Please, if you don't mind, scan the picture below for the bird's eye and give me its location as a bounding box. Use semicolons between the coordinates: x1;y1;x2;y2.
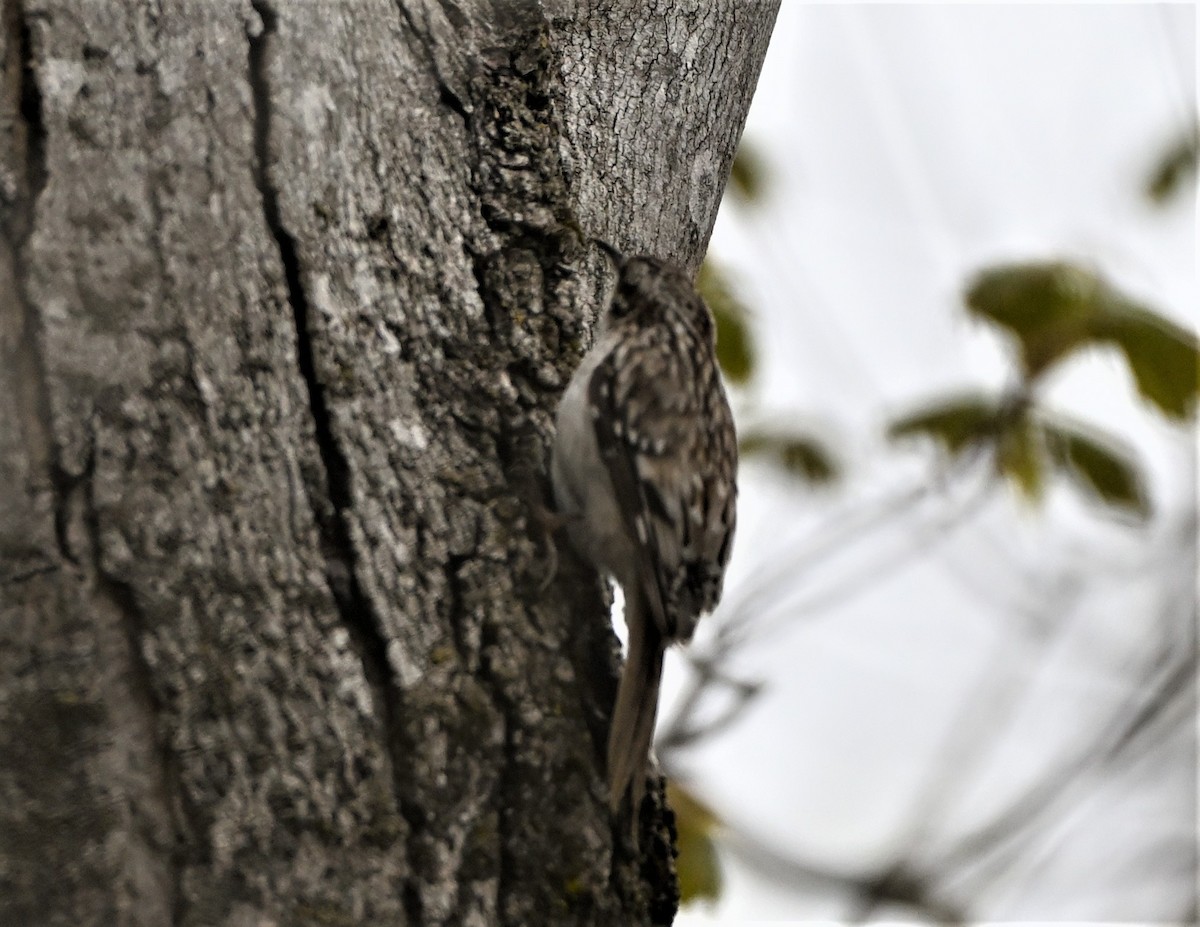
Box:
610;281;639;317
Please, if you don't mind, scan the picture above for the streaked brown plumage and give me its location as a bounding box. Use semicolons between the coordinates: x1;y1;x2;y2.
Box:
552;249;738;819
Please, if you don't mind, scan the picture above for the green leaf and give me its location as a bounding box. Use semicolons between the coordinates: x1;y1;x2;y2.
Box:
740;431;838;483
1096;303;1199;421
713;305;754;385
697;260;755;385
964;262;1102;379
890;393;1053;503
727;143;768;203
1043;416;1149;519
965;262;1200;415
1145;125;1198;205
997;417;1046;503
668;781;723;906
888;394;1004;456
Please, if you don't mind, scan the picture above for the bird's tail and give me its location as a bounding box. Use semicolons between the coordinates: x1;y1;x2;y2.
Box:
607;593;665;815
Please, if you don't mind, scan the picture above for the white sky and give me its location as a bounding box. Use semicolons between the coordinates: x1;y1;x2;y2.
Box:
673;5;1197;922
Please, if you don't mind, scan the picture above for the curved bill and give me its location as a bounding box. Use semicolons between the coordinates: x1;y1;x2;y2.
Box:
593;238;624;267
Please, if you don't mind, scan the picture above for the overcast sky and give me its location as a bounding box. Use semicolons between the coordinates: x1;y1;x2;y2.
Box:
673;5;1196;922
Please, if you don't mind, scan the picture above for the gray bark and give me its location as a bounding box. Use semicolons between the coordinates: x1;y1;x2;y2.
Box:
0;1;777;924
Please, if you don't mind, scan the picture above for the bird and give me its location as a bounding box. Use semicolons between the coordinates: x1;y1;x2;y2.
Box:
551;241;738;819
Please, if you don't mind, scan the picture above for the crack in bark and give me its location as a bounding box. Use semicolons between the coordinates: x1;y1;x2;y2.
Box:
246;6;418;920
3;0;55;490
5;2;89;587
0;562;58;585
393;1;470;127
49;463;86;564
15;3;47;228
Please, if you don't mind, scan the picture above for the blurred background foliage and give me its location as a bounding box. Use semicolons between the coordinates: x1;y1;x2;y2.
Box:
1145;122;1199;205
671;113;1198;909
698;166;843;492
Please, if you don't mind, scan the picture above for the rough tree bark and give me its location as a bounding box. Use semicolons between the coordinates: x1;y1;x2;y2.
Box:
0;1;777;924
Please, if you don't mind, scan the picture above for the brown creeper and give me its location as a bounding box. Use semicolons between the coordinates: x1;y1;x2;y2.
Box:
552;245;738;815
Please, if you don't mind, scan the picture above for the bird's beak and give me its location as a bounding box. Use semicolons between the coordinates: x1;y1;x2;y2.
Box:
593;238;624;268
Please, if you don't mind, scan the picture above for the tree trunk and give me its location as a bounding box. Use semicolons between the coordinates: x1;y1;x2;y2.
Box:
0;1;777;924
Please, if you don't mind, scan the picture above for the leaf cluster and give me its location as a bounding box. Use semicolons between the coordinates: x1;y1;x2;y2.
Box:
966;261;1199;419
892;261;1196;519
891;395;1149;517
1145;124;1198;205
